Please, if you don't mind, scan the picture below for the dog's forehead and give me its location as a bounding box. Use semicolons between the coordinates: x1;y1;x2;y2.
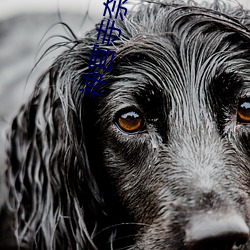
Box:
106;6;250;103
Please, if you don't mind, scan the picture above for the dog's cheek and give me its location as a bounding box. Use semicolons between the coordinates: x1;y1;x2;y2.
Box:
235;128;250;159
101;136;161;223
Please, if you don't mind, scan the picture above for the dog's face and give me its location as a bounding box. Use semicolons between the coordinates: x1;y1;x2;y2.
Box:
4;1;250;250
84;4;250;249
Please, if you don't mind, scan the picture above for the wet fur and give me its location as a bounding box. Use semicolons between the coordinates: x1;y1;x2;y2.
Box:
2;0;250;249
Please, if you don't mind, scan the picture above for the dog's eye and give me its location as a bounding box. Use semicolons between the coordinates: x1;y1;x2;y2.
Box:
116;110;144;133
237;99;250;123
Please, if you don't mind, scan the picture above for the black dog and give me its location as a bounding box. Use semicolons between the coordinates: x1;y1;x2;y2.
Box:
2;0;250;249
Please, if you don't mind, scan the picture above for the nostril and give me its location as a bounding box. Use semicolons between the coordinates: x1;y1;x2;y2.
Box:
235;236;248;248
186;233;248;250
185;213;249;250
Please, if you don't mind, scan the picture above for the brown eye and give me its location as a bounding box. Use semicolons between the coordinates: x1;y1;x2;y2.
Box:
237;99;250;123
116;110;144;133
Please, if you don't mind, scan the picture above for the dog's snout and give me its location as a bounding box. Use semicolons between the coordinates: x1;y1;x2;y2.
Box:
185;213;249;250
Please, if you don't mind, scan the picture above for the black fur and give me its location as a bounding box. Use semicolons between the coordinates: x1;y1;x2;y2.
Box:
2;0;250;249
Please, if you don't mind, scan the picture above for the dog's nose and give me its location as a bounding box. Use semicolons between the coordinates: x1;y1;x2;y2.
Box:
185;213;249;250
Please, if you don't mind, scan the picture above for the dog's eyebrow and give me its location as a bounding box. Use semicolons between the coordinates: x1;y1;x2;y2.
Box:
211;71;243;92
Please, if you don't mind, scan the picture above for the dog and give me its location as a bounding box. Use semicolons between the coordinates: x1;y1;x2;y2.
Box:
1;0;250;249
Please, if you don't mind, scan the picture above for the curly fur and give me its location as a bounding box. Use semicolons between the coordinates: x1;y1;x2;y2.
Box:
2;0;250;249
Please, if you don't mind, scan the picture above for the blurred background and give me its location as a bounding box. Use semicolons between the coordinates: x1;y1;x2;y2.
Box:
0;0;104;173
0;0;250;175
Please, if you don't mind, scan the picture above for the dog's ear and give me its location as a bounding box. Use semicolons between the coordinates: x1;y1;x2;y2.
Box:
2;37;106;249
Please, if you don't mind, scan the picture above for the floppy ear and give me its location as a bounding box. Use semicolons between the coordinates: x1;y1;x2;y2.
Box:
2;35;107;249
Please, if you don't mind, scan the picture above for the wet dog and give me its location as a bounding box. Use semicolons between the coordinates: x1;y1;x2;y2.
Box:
1;0;250;249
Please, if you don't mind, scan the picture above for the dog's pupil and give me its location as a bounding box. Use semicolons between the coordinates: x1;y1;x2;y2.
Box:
121;111;139;120
240;101;250;110
237;100;250;122
118;111;142;132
